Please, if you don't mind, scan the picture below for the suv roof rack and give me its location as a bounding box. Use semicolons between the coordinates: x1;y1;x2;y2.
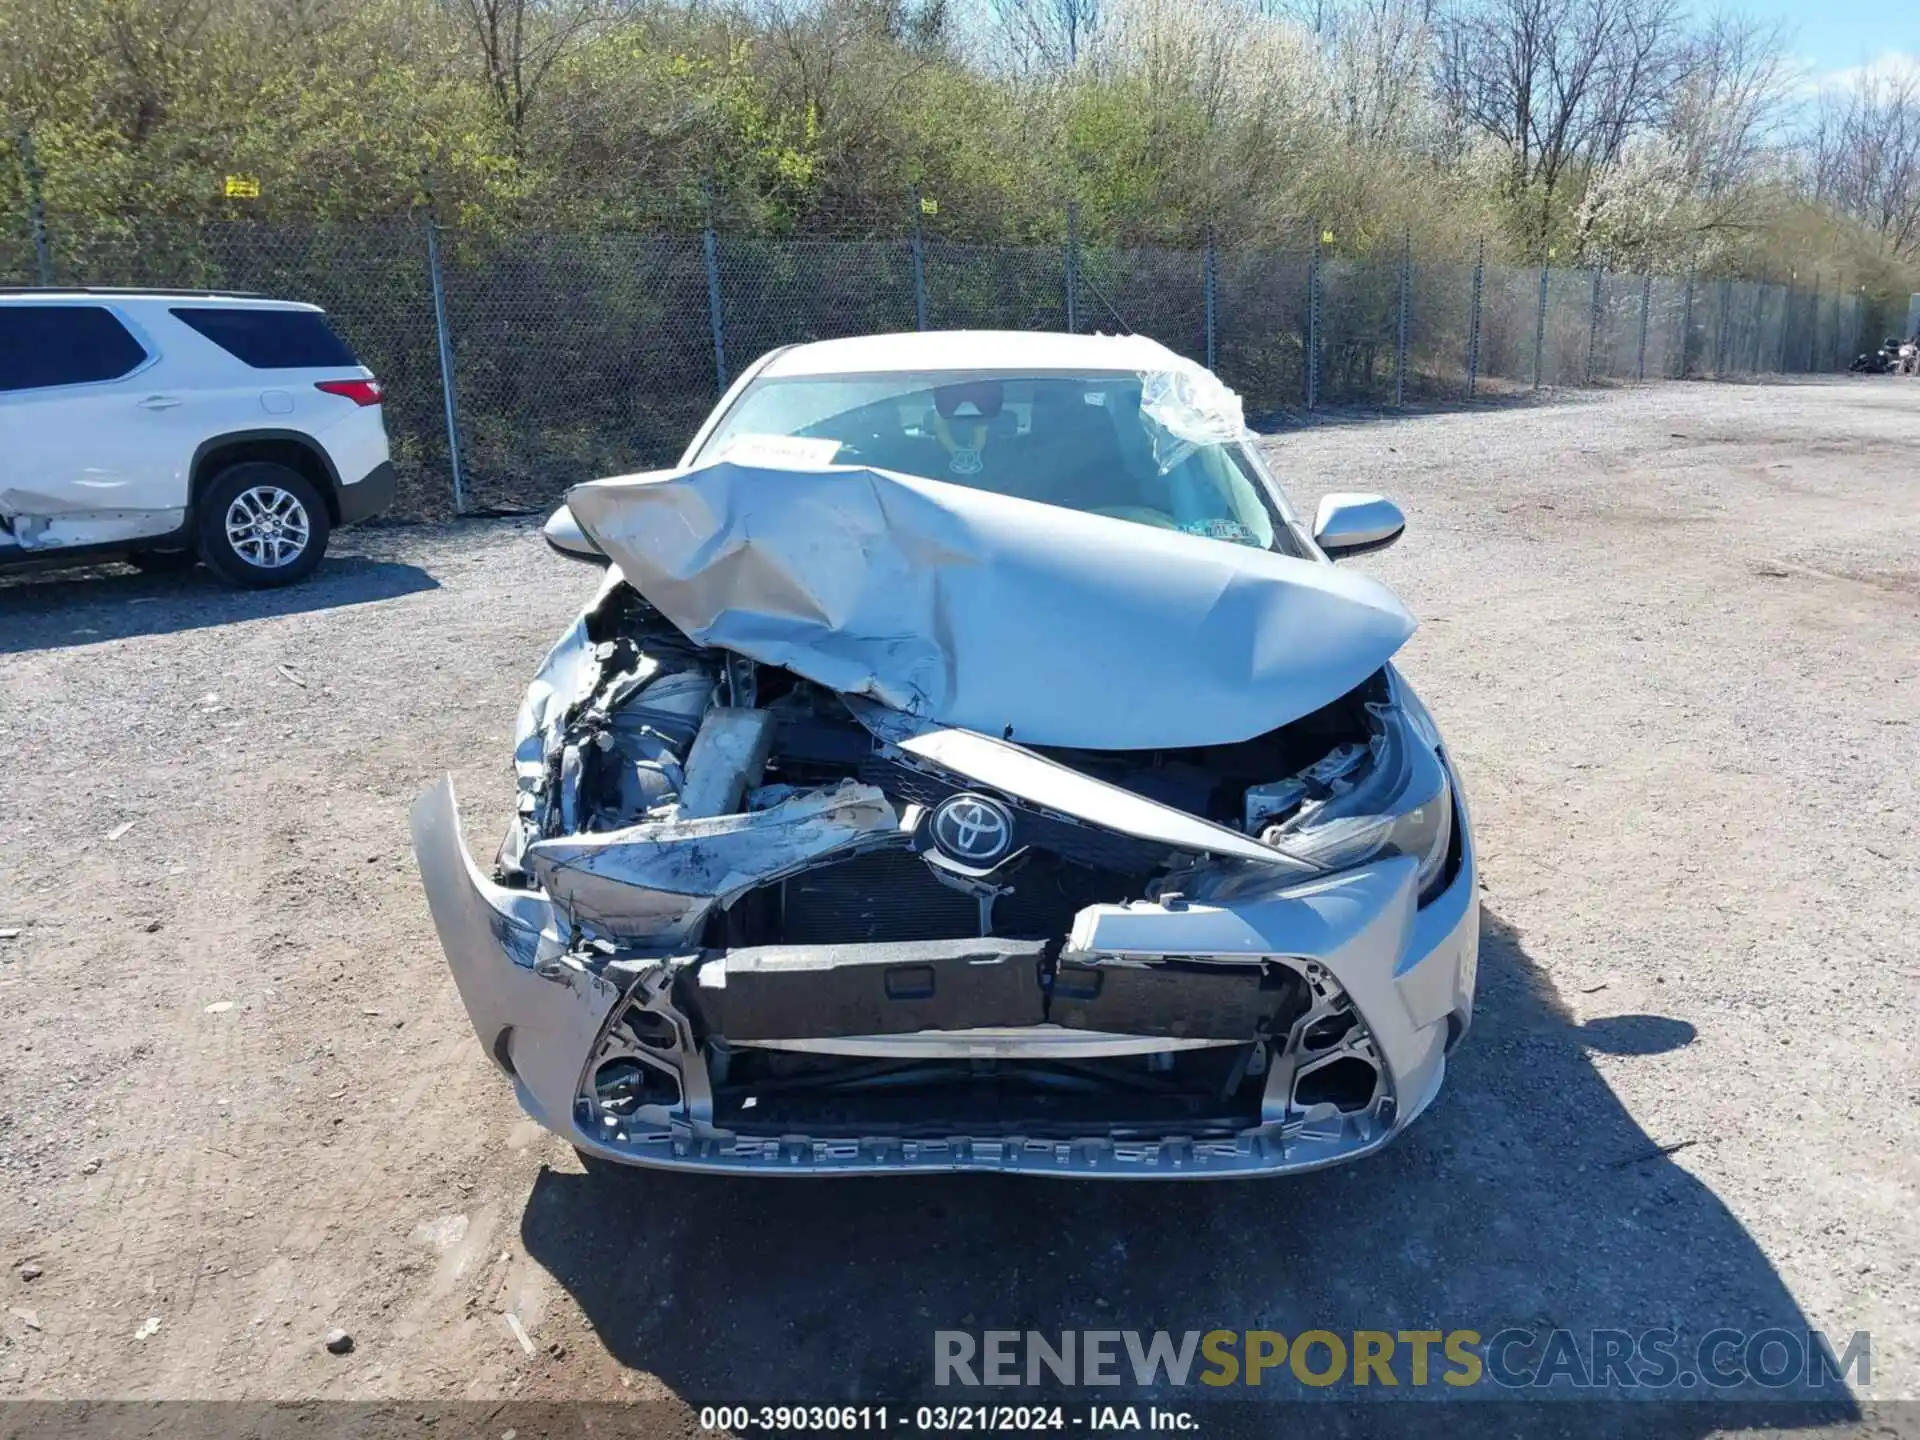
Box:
0;286;270;299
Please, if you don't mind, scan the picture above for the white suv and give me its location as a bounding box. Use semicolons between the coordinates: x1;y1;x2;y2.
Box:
0;289;395;587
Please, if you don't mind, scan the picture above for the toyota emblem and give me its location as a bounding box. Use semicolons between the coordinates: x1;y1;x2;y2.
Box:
929;793;1015;865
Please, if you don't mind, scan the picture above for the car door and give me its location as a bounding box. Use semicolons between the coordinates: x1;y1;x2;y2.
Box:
0;302;195;548
163;303;382;480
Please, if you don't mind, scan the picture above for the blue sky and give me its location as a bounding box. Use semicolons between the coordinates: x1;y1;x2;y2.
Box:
1731;0;1916;81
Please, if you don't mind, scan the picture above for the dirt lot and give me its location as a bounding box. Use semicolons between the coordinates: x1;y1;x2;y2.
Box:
1;378;1916;1420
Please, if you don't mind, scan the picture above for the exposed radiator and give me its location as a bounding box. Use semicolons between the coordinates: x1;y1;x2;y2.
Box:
779;849;1137;946
781;850;978;944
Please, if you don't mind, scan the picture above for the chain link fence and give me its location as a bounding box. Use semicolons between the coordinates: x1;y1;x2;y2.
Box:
4;216;1864;517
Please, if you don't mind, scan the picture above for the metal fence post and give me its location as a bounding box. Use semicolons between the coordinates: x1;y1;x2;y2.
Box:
1720;278;1735;374
1636;272;1652;382
14;126;53;286
1305;227;1321;409
1393;226;1411;407
1743;278;1758;372
1533;258;1550;389
423;219;467;514
1777;280;1791;373
1064;201;1080;334
910;188;929;332
1466;237;1485;399
1203;226;1218;372
1745;278;1757;373
1806;274;1820;372
1585;263;1603;384
1679;267;1695;378
703;224;728;392
1746;279;1757;372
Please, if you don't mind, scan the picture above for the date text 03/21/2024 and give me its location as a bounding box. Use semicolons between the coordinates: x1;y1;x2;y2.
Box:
698;1406;1196;1432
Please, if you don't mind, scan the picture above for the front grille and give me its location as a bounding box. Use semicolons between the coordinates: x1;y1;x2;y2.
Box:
779;848;1139;946
858;755;1177;874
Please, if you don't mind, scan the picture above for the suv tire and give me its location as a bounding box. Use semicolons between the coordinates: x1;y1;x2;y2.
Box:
195;462;331;588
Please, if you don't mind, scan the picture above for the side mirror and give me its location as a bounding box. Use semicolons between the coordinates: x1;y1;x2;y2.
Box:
1313;492;1405;560
543;504;608;564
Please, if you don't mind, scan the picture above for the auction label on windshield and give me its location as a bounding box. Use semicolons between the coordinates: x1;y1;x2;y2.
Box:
713;434;844;468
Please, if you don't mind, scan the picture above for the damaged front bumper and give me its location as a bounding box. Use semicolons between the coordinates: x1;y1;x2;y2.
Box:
411;770;1477;1179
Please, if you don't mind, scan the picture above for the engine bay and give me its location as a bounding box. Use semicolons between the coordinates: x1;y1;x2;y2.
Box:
496;580;1388;958
483;579;1415;1146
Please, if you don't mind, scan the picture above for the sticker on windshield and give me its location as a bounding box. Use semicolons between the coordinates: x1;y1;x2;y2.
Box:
1179;518;1262;546
714;434;843;468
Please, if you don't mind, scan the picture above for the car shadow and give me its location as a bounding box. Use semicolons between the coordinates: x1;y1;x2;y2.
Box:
0;552;439;654
519;908;1858;1425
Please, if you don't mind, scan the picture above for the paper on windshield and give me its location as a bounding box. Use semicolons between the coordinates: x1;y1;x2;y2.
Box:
713;434;844;468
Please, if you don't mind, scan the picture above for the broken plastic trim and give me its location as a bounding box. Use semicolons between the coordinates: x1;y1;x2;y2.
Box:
573;943;1398;1164
1256;686;1452;900
847;696;1312;872
526;779;903;944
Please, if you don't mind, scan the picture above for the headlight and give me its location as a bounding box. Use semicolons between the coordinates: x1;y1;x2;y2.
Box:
1262;694;1453;901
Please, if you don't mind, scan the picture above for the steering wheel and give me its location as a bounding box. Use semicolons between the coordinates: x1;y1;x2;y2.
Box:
1091;505;1181;529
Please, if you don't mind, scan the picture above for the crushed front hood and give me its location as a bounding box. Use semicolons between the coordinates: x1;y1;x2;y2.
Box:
565;460;1416;751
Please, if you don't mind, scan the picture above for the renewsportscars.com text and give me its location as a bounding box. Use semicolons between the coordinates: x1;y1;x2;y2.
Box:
934;1328;1869;1391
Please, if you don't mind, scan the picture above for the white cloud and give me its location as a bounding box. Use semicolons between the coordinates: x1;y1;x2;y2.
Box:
1813;50;1920;93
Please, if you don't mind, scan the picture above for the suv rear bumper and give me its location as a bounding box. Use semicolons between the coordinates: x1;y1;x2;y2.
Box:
337;460;395;525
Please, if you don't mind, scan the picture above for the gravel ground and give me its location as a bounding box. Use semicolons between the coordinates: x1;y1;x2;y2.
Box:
0;378;1915;1425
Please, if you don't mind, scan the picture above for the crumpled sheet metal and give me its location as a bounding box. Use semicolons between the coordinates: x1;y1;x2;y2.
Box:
846;697;1300;869
525;780;900;942
565;460;1417;751
497;611;601;875
0;487;187;552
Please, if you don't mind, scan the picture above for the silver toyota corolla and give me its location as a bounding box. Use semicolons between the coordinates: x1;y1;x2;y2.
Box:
412;330;1477;1177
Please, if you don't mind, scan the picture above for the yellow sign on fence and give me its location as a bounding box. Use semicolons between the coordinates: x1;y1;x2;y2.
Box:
224;175;261;199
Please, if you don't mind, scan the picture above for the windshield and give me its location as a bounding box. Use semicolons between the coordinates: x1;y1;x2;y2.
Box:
692;370;1292;554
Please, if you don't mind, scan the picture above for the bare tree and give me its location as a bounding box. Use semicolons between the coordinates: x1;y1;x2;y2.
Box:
1327;0;1436;147
1565;9;1792;264
455;0;636;134
987;0;1103;71
1434;0;1686;239
1667;10;1792;199
1257;0;1346;38
1809;68;1920;258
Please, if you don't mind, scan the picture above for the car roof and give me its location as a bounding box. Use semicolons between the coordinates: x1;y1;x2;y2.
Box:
757;330;1191;378
0;289;322;312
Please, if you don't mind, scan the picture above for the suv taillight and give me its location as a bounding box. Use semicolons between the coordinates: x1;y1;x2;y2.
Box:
315;379;383;407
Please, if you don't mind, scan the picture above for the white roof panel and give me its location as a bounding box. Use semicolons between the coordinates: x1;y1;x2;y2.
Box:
758;330;1190;378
